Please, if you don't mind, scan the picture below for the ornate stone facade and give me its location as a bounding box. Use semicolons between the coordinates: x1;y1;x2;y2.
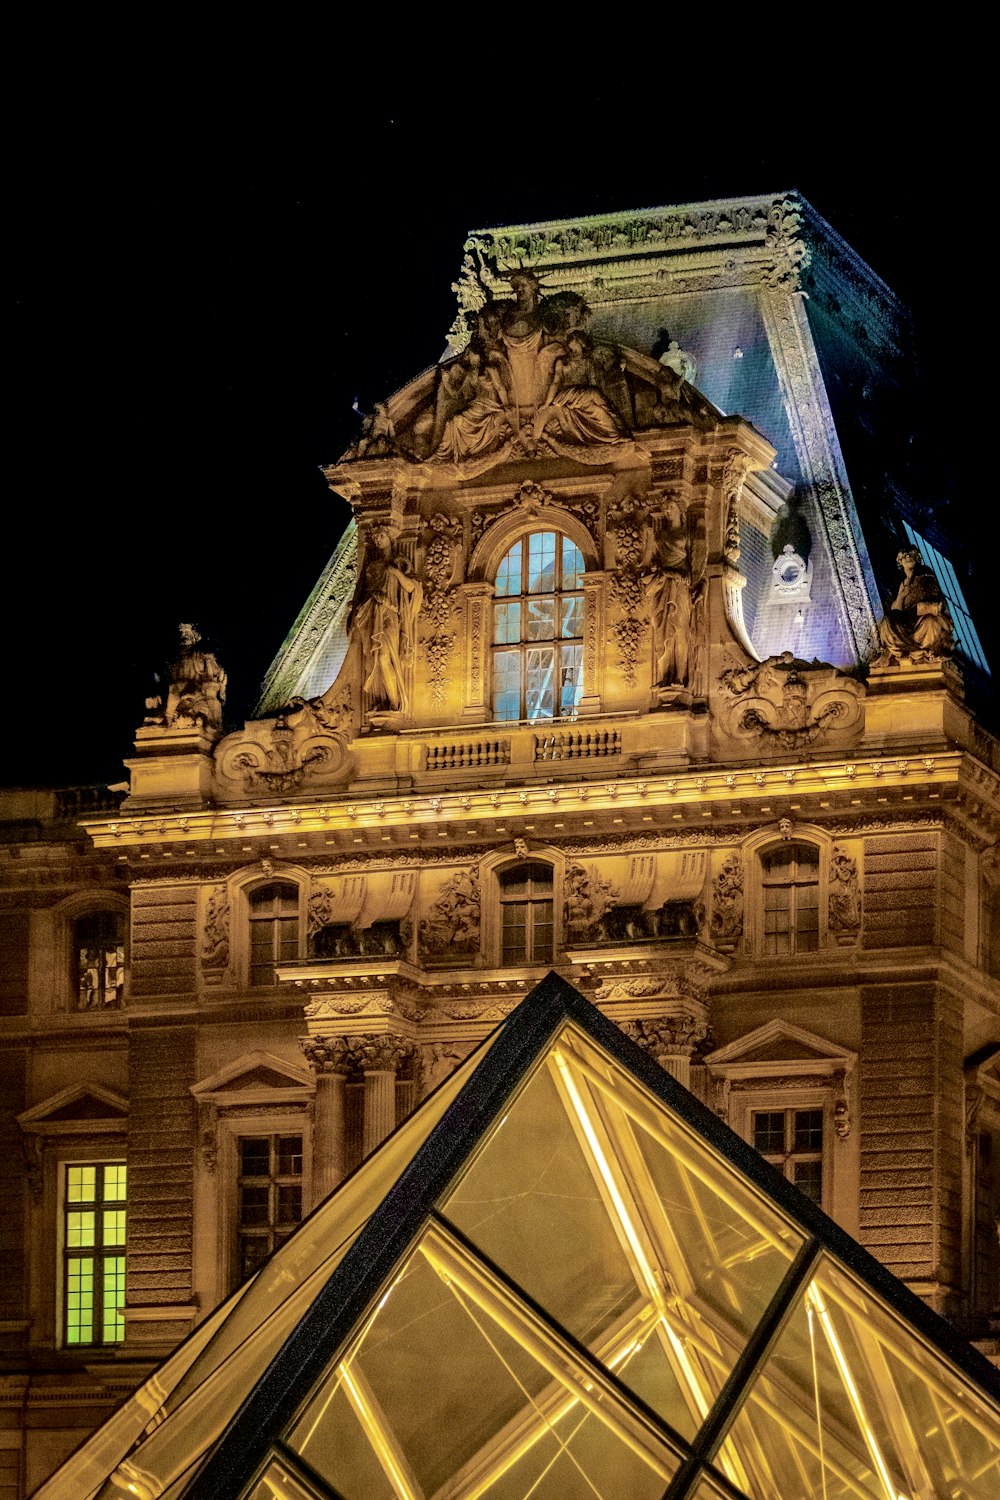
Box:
3;193;999;1495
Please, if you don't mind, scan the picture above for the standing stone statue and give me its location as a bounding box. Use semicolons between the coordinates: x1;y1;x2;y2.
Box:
350;527;423;715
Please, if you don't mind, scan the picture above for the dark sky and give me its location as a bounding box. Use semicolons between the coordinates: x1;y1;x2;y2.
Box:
6;85;979;788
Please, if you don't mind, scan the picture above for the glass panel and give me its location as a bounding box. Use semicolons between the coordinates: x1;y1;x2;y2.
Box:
240;1187;271;1225
241;1140;271;1177
527;531;557;593
277;1138;303;1176
66;1257;94;1343
244;1456;325;1500
496;540;522;598
102;1256;125;1342
67;1165;96;1202
443;1028;803;1446
559;644;584;715
526;647;556;719
562;536;584;589
67;1210;96;1248
792;1160;822;1204
493;649;521;721
560;594;583;638
493;600;521;644
104;1164;127;1201
793;1111;823;1152
723;1253;1000;1500
290;1227;678;1500
526;597;556;641
753;1113;785;1155
103;1209;126;1246
277;1186;302;1226
501;904;527;965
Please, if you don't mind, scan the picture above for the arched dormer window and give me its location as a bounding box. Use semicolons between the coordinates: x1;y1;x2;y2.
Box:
499;862;554;966
248;882;300;987
761;843;819;955
493;532;584;721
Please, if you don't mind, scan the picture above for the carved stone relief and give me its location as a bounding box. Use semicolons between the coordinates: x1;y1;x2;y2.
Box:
201;884;230;974
717;653;863;750
563;862;616;945
419;513;462;704
418;867;481;963
763;197;812;291
828;846;861;941
606;497;648;686
710;854;744;950
216;690;353;794
301;1032;417;1076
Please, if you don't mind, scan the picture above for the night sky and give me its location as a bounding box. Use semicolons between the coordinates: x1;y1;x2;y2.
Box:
7;87;981;789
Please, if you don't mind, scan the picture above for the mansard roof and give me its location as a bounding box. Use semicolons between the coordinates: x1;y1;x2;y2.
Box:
44;974;999;1499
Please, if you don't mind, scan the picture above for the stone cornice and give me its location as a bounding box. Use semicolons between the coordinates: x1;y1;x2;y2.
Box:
82;750;975;851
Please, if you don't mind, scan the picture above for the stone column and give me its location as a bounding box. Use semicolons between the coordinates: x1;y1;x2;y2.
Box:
300;1036;354;1206
354;1035;416;1158
621;1014;713;1091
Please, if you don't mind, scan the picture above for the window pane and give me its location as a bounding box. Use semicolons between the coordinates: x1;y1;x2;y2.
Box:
525;647;555;719
65;1257;94;1343
240;1186;271;1225
240;1139;271;1177
530;903;554;963
104;1164;127;1201
560;594;583;638
527;531;557;593
277;1137;303;1176
276;1185;302;1226
560;643;584;715
67;1211;95;1248
103;1209;126;1247
102;1256;126;1343
793;1159;823;1204
502;904;527;964
493;648;521;721
562;536;584;589
525;596;555;641
67;1166;96;1202
794;1110;824;1152
495;540;521;598
753;1112;786;1155
493;600;520;644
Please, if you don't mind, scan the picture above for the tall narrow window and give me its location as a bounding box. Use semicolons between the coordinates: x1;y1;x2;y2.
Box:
499;862;554;966
248;883;299;987
761;844;819;954
63;1162;127;1346
493;532;584;721
753;1108;824;1205
74;911;125;1009
236;1135;303;1282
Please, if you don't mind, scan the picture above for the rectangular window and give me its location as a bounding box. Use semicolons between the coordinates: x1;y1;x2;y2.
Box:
63;1162;127;1346
236;1135;303;1283
753;1108;824;1206
901;521;990;674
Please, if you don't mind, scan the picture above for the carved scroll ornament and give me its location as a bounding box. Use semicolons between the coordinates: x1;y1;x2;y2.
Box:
718;653;863;750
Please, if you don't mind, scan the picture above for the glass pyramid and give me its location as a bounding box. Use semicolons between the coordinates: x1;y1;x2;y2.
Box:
44;975;999;1500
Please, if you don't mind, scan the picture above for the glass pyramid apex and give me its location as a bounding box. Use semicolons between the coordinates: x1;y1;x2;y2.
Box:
47;975;1000;1500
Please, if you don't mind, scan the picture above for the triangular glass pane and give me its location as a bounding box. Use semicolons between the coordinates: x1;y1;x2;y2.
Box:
722;1253;1000;1500
287;1221;679;1500
442;1024;804;1441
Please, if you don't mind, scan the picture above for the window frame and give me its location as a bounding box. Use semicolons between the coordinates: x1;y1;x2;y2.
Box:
50;893;130;1015
760;841;821;956
499;860;555;967
61;1159;128;1348
234;1131;305;1285
226;872;308;991
490;530;586;724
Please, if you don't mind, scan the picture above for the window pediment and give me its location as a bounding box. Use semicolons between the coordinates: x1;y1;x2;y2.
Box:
18;1084;128;1131
191;1051;314;1107
706;1020;855;1076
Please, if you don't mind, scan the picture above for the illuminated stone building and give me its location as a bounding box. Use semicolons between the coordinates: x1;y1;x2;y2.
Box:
2;192;998;1496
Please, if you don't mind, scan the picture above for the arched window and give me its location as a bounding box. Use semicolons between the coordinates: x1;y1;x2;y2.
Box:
74;911;125;1010
499;862;554;966
248;883;300;987
493;532;584;721
761;844;820;954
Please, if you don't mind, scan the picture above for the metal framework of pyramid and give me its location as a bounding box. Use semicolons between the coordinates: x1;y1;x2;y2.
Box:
44;976;1000;1500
